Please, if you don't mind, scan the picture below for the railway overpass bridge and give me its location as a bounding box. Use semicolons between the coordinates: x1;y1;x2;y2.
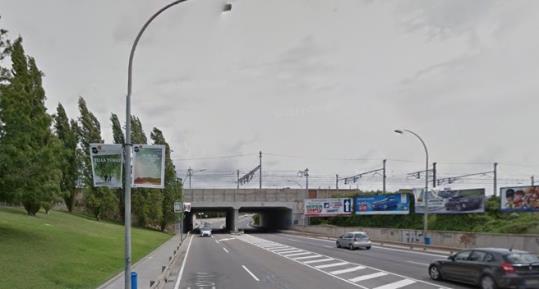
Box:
182;188;353;232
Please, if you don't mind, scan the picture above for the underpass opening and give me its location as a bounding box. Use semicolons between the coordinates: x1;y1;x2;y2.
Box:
239;207;293;233
185;207;234;234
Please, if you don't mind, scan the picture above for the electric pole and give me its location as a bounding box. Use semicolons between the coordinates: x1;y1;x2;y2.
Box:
336;174;339;190
532;175;535;187
432;162;437;188
494;162;498;197
382;159;387;194
259;151;262;189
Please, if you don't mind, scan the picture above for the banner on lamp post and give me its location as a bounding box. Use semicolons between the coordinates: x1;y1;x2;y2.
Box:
132;144;165;189
90;144;123;188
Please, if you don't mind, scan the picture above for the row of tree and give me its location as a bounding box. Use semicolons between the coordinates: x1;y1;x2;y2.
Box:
0;23;182;231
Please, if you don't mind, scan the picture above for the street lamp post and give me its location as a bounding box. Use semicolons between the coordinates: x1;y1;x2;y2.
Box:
394;129;429;245
123;2;231;289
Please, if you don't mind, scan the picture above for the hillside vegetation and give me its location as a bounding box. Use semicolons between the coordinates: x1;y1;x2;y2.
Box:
0;208;171;289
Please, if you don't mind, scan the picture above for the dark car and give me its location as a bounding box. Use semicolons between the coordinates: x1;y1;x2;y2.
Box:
445;195;483;211
429;248;539;289
372;196;399;211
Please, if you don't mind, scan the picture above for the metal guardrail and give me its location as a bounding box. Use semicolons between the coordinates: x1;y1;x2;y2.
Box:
286;230;459;255
149;233;190;289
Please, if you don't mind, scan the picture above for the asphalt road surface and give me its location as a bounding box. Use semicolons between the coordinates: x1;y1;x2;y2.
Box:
173;232;476;289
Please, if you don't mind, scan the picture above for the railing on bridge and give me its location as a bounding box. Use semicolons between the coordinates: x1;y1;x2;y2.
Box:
184;189;306;203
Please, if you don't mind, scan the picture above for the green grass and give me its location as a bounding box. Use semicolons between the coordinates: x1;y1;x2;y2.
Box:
0;207;171;289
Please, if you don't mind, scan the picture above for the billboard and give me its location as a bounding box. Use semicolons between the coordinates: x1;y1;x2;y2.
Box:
354;193;410;215
132;144;165;189
501;186;539;211
90;144;123;188
413;188;485;214
304;198;353;217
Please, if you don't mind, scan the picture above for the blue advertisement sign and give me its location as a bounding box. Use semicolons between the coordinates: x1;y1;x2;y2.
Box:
354;193;410;215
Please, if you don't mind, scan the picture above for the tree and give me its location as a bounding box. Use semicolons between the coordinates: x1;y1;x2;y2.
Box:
0;38;61;215
0;16;11;84
53;103;80;212
151;127;182;231
110;113;125;220
78;97;117;220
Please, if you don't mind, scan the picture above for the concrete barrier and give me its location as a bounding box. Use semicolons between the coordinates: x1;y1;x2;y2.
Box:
292;225;539;253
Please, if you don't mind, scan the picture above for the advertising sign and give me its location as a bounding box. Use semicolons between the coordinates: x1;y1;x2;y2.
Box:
501;186;539;211
174;201;182;213
354;193;410;215
304;198;353;217
132;144;165;189
414;188;485;214
90;144;123;188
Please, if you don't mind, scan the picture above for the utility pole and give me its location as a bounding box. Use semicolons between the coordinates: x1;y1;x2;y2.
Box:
187;167;192;190
432;162;437;188
532;176;535;187
494;162;498;197
382;159;387;194
336;174;339;190
236;170;240;189
259;151;262;189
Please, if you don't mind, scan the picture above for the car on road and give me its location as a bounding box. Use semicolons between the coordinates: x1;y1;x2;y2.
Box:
372;196;399;211
336;231;371;250
429;248;539;289
444;195;483;211
200;226;212;237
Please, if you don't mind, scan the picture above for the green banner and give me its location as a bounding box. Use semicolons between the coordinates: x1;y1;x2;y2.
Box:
90;144;123;188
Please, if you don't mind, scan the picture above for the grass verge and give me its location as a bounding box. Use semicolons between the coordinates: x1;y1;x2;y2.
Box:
0;207;171;289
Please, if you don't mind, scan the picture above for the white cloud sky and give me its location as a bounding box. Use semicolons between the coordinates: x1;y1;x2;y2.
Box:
2;0;539;193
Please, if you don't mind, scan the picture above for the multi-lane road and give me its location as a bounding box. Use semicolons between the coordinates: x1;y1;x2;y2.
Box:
173;232;475;289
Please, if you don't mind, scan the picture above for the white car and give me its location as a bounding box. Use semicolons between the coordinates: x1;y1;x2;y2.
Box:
200;227;212;237
336;231;372;250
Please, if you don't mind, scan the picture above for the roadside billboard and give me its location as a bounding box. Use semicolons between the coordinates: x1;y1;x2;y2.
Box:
304;198;353;217
90;144;123;188
354;193;410;215
501;186;539;211
414;188;485;214
132;144;165;189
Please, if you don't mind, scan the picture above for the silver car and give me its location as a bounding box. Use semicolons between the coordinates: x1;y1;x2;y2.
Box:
200;226;212;237
336;231;372;250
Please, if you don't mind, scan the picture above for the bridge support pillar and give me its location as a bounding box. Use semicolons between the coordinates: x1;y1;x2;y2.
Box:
232;208;239;233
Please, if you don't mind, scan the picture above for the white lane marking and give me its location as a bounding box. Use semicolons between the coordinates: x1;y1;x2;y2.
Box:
315;262;349;269
173;234;194;289
372;279;416;289
303;258;335;264
324;245;334;248
283;252;312;258
281;233;447;258
266;234;452;288
294;254;322;260
268;246;291;251
349;272;388;282
223;247;229;253
330;266;366;275
242;265;260;282
271;247;294;253
219;237;235;242
406;261;429;267
215;239;220;244
276;249;303;255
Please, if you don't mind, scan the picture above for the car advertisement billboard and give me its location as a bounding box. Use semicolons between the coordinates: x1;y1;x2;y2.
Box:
304;198;353;217
354;193;410;215
413;188;485;214
501;186;539;211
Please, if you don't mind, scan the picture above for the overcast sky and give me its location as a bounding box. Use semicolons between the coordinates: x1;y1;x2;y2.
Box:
2;0;539;193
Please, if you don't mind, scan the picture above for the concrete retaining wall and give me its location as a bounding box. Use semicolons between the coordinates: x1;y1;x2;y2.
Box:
292;225;539;253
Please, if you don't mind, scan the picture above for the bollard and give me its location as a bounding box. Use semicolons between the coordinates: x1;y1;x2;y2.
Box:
162;265;166;272
131;272;138;289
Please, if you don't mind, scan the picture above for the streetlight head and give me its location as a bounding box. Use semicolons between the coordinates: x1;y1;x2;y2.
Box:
394;129;403;134
223;3;232;12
